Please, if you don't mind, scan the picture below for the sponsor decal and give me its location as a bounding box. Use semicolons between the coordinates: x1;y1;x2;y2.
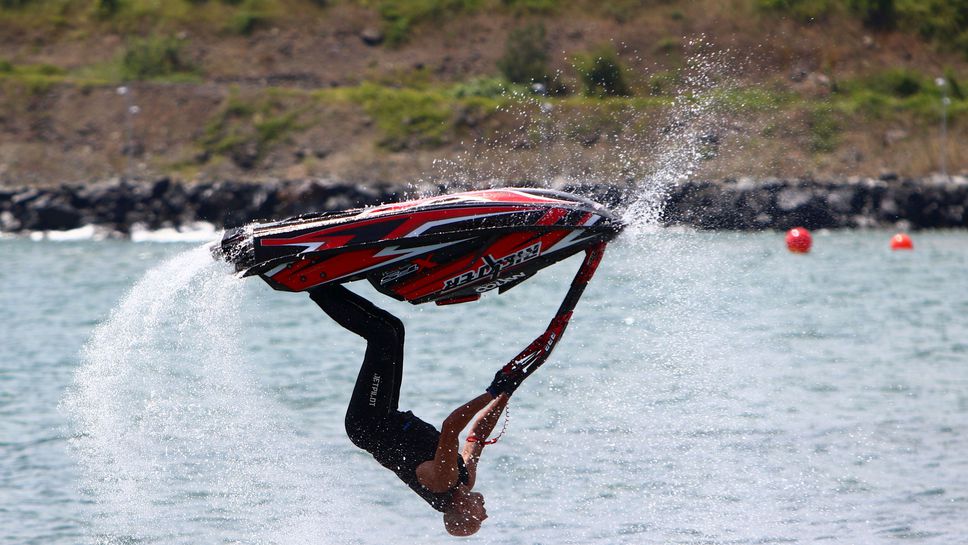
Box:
369;374;381;406
474;272;529;293
544;332;557;352
380;263;420;284
443;242;541;291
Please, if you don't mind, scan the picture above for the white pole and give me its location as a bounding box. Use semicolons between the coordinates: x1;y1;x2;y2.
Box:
117;86;131;181
935;77;948;181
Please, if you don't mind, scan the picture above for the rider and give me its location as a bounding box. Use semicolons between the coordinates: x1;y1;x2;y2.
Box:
309;283;532;537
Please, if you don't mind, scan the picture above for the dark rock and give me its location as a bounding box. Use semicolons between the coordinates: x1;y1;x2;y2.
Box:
776;187;812;212
193;181;264;227
24;194;82;230
12;188;41;207
230;142;260;170
275;179;336;216
151;177;172;199
1;210;21;231
0;188;15;212
121;141;145;157
360;28;384;46
2;176;968;234
824;187;857;214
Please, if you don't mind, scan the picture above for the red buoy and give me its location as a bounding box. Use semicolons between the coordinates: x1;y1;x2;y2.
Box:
785;227;812;253
890;233;913;250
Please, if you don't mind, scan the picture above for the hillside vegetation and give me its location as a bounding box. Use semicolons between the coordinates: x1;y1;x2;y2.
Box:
0;0;966;186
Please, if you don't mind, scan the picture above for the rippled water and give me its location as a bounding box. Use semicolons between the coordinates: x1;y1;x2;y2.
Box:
2;230;967;544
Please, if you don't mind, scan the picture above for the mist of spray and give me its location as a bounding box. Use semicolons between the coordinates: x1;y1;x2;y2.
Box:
623;39;739;232
422;38;741;236
63;246;349;545
59;42;803;545
447;43;834;542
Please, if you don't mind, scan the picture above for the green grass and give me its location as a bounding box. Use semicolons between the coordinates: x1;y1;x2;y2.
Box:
757;0;968;56
374;0;482;46
807;106;840;152
0;59;64;77
756;0;841;23
448;77;520;98
0;0;293;35
344;83;456;150
574;44;632;97
893;0;968;57
1;54;965;165
830;68;967;119
199;92;306;167
3;0;965;59
150;73;968;160
121;36;197;81
712;87;799;112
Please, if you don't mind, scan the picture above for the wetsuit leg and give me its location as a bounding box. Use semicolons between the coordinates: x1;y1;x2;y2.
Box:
308;284;405;448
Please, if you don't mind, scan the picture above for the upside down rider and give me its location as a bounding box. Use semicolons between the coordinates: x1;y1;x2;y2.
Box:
311;243;606;536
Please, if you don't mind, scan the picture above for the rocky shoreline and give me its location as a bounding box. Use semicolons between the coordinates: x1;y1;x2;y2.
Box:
1;176;966;235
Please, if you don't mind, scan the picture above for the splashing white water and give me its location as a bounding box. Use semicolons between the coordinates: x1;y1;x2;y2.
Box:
624;39;739;232
420;38;743;238
63;245;349;544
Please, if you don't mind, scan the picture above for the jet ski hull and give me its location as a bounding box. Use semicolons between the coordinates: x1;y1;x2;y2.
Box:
213;187;624;305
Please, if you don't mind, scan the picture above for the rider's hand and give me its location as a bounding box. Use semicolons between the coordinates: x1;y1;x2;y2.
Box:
486;364;524;398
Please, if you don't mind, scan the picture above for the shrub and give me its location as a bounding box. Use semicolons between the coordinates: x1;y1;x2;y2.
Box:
849;0;896;29
96;0;121;19
894;0;968;58
599;0;638;22
121;36;193;80
497;23;550;84
200;96;301;169
864;68;925;97
378;0;481;46
654;37;680;54
647;70;680;96
34;63;63;76
230;8;268;35
575;45;632;97
450;77;511;98
943;68;964;100
349;84;452;150
808;107;839;152
500;0;558;13
756;0;837;23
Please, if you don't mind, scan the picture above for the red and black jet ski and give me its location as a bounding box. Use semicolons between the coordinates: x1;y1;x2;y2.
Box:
212;187;624;306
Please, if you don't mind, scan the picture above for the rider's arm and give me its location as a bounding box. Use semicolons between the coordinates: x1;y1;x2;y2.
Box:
416;392;495;493
461;393;509;489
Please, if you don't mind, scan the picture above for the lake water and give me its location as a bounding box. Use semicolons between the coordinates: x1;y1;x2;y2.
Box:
2;228;967;544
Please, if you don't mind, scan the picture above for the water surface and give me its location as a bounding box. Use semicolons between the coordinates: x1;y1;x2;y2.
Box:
2;230;966;544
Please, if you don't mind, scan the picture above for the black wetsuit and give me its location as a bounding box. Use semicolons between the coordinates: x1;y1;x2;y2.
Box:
309;284;469;512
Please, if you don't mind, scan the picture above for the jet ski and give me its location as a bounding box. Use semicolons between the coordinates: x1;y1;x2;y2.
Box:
212;187;624;305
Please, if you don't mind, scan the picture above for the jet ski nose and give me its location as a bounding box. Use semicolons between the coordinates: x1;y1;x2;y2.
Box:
601;213;627;236
211;226;255;272
207;239;224;261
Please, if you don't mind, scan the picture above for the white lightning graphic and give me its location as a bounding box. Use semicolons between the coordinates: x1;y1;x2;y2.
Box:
404;211;524;237
263;239;470;283
543;215;602;254
362;240;471;275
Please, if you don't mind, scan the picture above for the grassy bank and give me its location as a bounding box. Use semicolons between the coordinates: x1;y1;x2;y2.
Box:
0;0;966;185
